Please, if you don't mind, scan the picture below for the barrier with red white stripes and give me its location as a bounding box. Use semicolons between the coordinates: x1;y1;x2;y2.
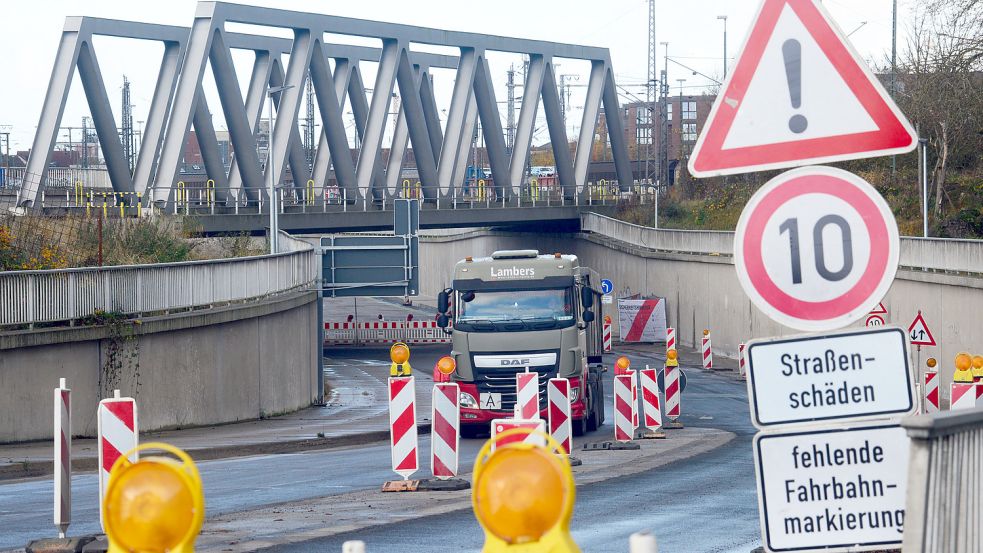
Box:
515;370;540;420
97;390;138;527
629;369;638;430
924;371;939;413
738;343;747;380
431;383;459;479
702;331;713;369
54;378;71;538
639;368;663;433
950;383;981;411
603;321;612;352
491;418;546;449
388;376;418;479
324;321;452;345
666;327;676;352
614;374;634;442
665;364;681;420
547;378;573;454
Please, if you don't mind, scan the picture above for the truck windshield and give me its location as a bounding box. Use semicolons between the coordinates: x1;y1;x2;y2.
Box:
456;288;575;331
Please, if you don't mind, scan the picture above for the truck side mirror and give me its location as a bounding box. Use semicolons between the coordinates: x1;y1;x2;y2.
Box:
582;310;595;323
437;314;449;328
462;291;476;303
581;287;594;309
437;289;450;313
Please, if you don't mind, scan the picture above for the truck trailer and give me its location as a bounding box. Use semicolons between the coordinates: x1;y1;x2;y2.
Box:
436;250;606;437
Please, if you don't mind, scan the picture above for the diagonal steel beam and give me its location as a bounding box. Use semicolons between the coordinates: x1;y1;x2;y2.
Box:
540;62;576;199
347;67;387;200
354;40;398;192
309;49;358;199
132;41;184;198
269;56;312;191
310;57;352;192
227;50;273;203
436;48;477;195
76;41;134;194
266;31;314;196
602;67;635;190
472;55;512;198
395;48;438;199
574;61;606;193
193;94;230;202
418;68;443;166
509;55;545;190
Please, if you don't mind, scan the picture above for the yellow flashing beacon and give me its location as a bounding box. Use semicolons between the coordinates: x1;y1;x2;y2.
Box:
972;355;983;382
953;352;974;383
390;342;412;377
666;348;679;368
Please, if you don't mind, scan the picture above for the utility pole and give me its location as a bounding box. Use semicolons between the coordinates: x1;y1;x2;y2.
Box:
677;79;687;168
646;0;656;187
890;0;898;177
81;116;90;169
660;42;669;188
506;65;516;156
717;15;729;78
304;73;316;173
121;75;135;173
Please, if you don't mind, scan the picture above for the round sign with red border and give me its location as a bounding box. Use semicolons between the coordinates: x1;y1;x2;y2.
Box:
735;166;899;331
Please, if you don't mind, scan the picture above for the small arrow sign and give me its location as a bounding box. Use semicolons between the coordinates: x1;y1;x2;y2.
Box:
908;311;936;346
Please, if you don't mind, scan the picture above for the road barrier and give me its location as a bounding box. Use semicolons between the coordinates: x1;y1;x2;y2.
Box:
949;383;980;410
323;320;451;345
924;371;940;413
902;408;983;552
701;329;713;369
738;343;747;380
53;378;71;539
547;378;573;455
603;319;612;352
639;368;663;434
431;383;460;479
664;352;682;427
97;390;138;528
515;370;540;420
388;375;418;479
614;374;634;442
665;327;675;352
491;419;546;449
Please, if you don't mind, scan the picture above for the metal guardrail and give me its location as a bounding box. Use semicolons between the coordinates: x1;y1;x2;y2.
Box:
0;232;317;328
902;408;983;552
581;213;983;275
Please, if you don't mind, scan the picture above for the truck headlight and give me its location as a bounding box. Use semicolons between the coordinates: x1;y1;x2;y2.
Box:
460;392;478;408
570;386;580;403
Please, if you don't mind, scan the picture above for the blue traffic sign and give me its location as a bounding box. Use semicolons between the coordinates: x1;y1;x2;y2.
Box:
600;279;614;295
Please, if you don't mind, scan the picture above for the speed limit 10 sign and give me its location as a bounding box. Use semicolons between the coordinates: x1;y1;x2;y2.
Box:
735;166;899;331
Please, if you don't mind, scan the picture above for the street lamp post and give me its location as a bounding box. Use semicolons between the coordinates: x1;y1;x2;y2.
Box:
717;15;728;79
267;85;294;254
920;138;929;237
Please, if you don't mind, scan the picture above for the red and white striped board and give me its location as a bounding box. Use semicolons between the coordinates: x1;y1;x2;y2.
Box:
738;343;747;380
388;376;418;479
547;378;573;455
515;371;540;420
666;327;676;352
603;321;612;352
491;418;547;450
614;374;634;442
950;383;981;411
97;391;138;527
702;333;713;369
54;378;71;538
665;365;681;419
923;371;939;414
431;383;459;479
639;368;663;432
629;369;638;430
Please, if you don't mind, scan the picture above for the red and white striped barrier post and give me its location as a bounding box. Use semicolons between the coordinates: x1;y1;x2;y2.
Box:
547;378;572;455
388;375;418;479
738;343;747;380
603;319;613;353
701;330;713;369
97;390;138;527
665;327;676;353
639;367;665;438
516;369;540;420
614;374;634;442
664;354;683;429
491;419;547;449
54;378;71;538
431;383;459;479
950;382;980;411
924;371;940;413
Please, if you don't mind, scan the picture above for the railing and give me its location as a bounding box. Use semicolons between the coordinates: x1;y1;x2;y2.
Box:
902;408;983;552
581;213;983;275
0;231;317;328
0;167;113;190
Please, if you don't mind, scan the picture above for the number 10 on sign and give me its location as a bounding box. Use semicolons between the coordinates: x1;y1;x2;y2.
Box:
735;167;899;331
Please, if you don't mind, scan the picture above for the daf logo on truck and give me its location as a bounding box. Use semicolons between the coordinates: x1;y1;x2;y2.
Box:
491;266;535;279
435;250;607;439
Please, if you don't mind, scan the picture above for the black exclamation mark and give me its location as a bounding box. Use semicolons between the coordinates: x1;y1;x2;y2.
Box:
783;39;808;134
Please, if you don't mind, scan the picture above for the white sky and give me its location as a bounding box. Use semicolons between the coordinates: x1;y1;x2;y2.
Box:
0;0;916;153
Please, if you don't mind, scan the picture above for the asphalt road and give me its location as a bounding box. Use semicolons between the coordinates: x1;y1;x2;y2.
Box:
0;346;760;552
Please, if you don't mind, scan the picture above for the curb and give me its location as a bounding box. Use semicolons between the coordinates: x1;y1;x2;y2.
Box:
0;423;432;482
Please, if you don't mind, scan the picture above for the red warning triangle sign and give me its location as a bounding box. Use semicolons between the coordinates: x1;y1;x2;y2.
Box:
689;0;918;177
869;302;887;315
908;311;936;347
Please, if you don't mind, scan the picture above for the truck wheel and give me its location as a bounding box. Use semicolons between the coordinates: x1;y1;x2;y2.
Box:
460;424;486;439
573;414;588;437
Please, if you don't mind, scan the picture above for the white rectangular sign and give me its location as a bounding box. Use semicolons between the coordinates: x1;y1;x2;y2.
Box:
617;298;667;343
747;327;913;428
754;423;909;552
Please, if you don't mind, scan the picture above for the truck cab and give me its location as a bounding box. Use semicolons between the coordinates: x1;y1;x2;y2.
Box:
436;250;606;437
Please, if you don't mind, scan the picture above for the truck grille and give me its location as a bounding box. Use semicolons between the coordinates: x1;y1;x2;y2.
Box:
474;366;556;413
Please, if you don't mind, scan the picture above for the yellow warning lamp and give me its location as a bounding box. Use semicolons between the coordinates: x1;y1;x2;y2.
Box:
972;355;983;381
472;429;579;553
703;329;710;336
389;342;412;377
603;315;612;325
437;355;456;375
666;349;679;368
104;442;204;553
926;357;937;369
953;352;974;383
615;356;631;375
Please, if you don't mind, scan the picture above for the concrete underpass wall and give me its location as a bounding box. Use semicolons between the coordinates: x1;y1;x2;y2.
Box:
418;222;983;402
0;292;320;443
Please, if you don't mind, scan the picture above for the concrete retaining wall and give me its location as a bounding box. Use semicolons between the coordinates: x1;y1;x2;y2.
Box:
0;291;320;443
